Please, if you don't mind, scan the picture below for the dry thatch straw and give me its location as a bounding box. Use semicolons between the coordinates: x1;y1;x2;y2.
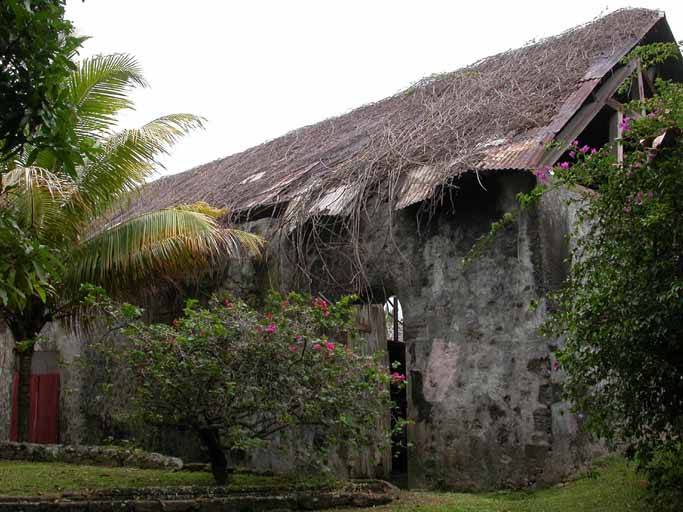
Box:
122;8;669;294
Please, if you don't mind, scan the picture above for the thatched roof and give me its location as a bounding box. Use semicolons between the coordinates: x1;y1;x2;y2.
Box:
129;8;672;223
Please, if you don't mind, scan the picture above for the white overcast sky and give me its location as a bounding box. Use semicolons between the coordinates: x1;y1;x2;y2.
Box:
65;1;683;179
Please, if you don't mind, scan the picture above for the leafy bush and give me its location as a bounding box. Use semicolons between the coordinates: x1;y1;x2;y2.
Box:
640;441;683;510
86;287;401;484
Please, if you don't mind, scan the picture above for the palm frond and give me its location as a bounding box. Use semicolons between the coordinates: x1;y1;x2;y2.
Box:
1;167;77;242
68;53;148;137
66;208;263;292
70;114;205;220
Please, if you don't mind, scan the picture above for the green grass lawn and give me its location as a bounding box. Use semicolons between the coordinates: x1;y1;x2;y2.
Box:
0;456;655;511
0;461;334;497
338;457;652;512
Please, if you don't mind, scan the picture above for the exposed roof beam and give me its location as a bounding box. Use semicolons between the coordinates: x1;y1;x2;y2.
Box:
539;58;639;167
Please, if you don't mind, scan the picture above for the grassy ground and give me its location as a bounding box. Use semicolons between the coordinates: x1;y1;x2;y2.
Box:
0;461;332;497
0;457;653;511
339;457;651;512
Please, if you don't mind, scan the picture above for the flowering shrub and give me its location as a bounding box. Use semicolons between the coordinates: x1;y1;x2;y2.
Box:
523;59;683;506
84;288;400;484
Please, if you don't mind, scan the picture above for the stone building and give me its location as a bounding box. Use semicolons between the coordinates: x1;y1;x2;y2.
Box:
1;7;682;491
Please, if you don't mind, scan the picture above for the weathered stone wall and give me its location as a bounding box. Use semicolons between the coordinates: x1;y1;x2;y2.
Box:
0;441;182;469
0;321;90;445
263;173;600;490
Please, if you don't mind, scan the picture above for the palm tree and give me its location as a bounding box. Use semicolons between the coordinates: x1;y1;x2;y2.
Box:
0;54;262;441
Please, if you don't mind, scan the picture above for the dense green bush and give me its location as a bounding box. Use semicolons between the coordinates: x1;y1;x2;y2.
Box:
87;288;401;484
640;441;683;510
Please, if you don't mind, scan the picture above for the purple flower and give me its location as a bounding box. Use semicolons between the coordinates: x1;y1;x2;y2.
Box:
635;191;644;205
619;116;631;133
623;206;631;213
559;162;570;170
571;140;579;146
266;323;277;334
533;166;551;185
580;145;591;153
590;148;598;155
568;150;576;158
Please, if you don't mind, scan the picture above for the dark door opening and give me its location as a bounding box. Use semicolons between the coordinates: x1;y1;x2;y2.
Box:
385;296;408;476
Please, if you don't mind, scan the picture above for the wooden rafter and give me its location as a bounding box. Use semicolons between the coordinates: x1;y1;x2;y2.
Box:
539;58;638;167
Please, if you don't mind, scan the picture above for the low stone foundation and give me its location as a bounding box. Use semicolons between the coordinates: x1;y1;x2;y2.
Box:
0;481;398;511
0;442;183;470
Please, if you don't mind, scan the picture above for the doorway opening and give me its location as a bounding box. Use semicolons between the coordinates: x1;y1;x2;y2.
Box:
385;296;408;477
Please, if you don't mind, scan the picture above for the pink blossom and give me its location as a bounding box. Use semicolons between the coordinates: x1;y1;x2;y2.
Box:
579;145;591;153
559;162;570;170
324;341;336;351
289;345;299;352
312;343;321;351
619;116;631;133
171;319;179;328
533;166;551;185
590;148;598;155
623;206;631;213
255;325;263;333
294;335;303;341
266;323;277;334
571;140;579;146
223;300;234;309
568;150;576;158
391;372;407;384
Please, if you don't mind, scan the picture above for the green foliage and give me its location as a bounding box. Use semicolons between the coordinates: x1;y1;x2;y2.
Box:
0;0;84;163
503;71;683;505
617;42;681;97
0;209;60;309
87;289;401;483
640;441;683;511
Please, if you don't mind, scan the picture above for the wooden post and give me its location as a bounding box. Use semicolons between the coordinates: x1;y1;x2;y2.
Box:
636;59;646;116
616;109;624;166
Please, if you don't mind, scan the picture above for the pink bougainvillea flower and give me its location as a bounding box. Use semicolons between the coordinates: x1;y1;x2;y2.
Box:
289;345;299;352
266;323;277;334
294;335;302;341
312;343;322;351
324;341;336;351
533;167;550;185
390;372;407;384
559;161;570;170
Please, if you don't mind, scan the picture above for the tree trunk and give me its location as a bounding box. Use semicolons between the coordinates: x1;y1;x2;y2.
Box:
198;428;231;485
16;346;34;442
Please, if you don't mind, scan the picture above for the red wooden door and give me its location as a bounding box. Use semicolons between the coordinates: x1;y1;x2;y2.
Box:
10;372;60;444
